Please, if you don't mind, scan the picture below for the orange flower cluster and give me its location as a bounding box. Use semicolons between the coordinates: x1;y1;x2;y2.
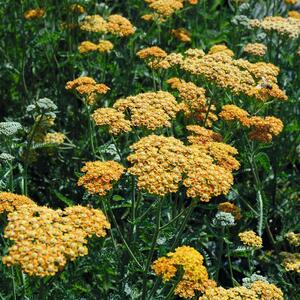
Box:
208;44;234;57
65;76;110;105
0;192;35;214
127;135;189;195
2;198;110;277
219;104;284;142
80;14;135;36
200;281;283;300
171;28;191;42
92;108;132;135
152;246;216;299
128;134;238;201
239;230;263;248
78;161;125;196
249;16;300;39
244;43;267;56
284;0;297;5
186;125;223;145
218;202;242;221
113;91;180;130
78;40;113;54
24;8;45;20
179;47;287;101
145;0;184;18
167;78;217;127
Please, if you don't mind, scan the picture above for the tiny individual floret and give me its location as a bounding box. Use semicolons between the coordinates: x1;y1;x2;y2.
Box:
24;8;45;20
43;132;66;144
244;43;267;56
152;246;216;298
92;108;132;135
77;161;125;196
239;230;263;248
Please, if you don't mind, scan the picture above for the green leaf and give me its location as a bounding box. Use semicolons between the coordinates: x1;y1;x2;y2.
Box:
255;152;271;172
53;190;74;207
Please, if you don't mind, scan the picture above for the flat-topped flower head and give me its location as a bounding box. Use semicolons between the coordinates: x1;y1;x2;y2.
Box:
244;43;267;56
78;160;125;196
24;9;45;20
0;192;36;214
106;15;135;37
43;132;65;144
92;108;132;135
239;230;263;248
152;246;216;298
80;15;107;33
113;91;180;130
187;125;223;145
218;202;242;220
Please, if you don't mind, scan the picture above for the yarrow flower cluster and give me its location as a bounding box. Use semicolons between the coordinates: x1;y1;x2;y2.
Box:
92;108;132;135
78;40;114;54
152;246;216;298
1;195;110;277
242;273;269;288
78;160;125;196
199;280;283;300
167;78;217;127
280;252;300;273
239;230;263;248
285;232;300;246
243;43;267;56
0;122;22;136
0;192;35;214
249;16;300;39
127;134;238;201
219;104;284;143
65;76;110;105
80;14;135;36
24;8;45;20
69;4;85;14
212;211;235;227
171;28;191;42
113;91;180;130
43;132;66;144
186;125;223;145
218;201;242;220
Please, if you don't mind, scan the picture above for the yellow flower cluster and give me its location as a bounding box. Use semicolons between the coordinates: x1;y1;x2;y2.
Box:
239;230;263;248
127;134;237;201
186;125;223;145
2;201;110;277
78;160;125;196
208;44;234;57
185;48;205;58
244;43;267;56
127;135;189;195
200;281;283;300
167;77;217;127
218;202;242;221
113;91;180;130
33;115;56;143
180;47;287;101
80;14;135;36
285;232;300;246
281;252;300;273
92;108;132;135
24;8;45;20
136;46;167;59
0;192;35;214
171;28;191;42
65;76;110;105
43;132;65;144
79;40;114;54
152;246;217;299
146;0;184;17
249;16;300;39
70;4;85;14
219;105;284;142
288;10;300;20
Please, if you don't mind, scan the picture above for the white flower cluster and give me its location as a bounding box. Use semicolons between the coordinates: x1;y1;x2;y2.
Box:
242;273;269;288
26;98;57;118
212;211;235;227
0;122;22;136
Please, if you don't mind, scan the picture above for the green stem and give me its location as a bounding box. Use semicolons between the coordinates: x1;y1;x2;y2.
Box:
216;227;224;281
165;268;184;300
86;104;96;158
11;267;16;300
141;197;163;300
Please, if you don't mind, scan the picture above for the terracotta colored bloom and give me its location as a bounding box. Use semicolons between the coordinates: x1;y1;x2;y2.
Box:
152;246;216;298
78;161;125;196
106;15;136;37
219;104;251;127
92;108;132;135
239;230;263;248
244;43;267;56
171;28;191;42
187;125;223;145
